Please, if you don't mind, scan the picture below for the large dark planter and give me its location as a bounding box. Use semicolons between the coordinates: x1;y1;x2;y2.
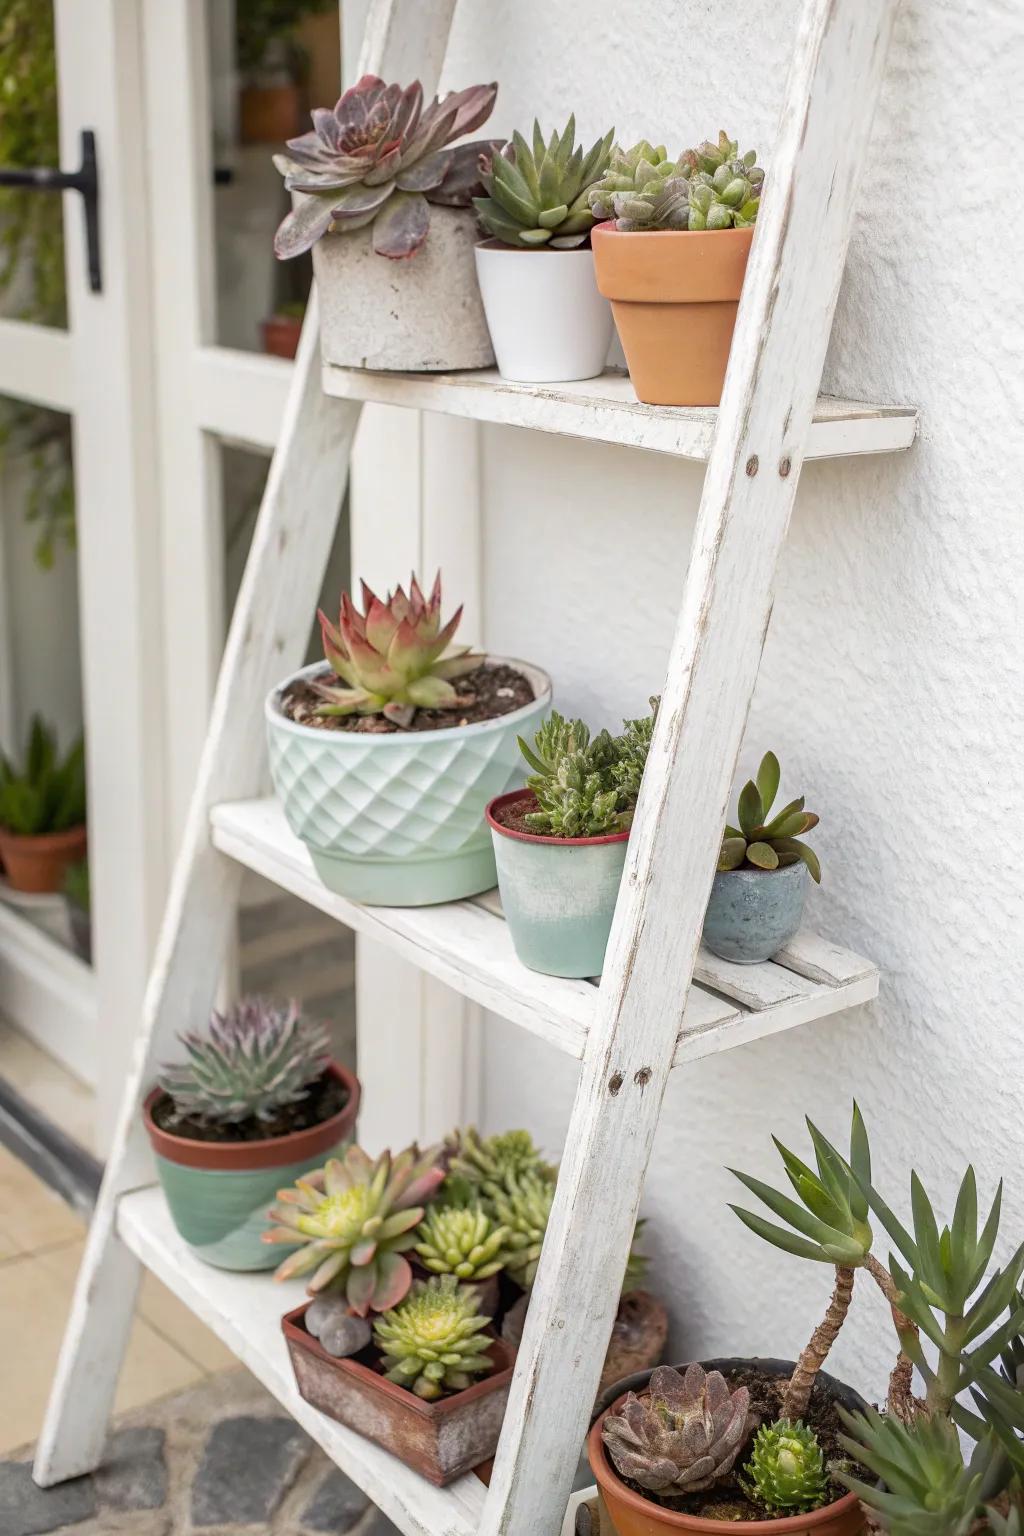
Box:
283;1302;515;1485
143;1060;360;1271
589;1358;868;1536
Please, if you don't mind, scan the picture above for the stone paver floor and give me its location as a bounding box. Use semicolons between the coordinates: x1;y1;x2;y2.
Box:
1;1369;401;1536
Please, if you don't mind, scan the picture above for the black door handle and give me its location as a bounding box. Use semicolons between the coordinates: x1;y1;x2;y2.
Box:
0;130;101;294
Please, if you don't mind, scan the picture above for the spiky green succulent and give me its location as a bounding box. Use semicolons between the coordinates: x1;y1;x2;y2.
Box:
488;1168;555;1288
474;116;614;249
158;998;330;1126
516;700;657;839
373;1275;495;1400
413;1203;509;1282
602;1363;754;1495
741;1420;829;1513
265;1144;445;1315
445;1127;552;1197
718;751;821;881
837;1408;1001;1536
0;715;86;836
314;573;482;728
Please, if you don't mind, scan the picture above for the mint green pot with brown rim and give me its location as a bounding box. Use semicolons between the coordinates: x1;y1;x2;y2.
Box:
486;790;629;979
142;1061;360;1271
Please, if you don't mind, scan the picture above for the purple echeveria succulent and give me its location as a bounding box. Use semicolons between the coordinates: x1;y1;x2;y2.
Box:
274;74;499;261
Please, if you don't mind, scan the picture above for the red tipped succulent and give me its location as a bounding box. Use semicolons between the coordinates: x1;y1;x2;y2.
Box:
274;74;499;260
314;572;483;728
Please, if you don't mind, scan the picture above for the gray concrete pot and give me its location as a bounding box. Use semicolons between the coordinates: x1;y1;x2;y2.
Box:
701;861;808;964
313;206;494;372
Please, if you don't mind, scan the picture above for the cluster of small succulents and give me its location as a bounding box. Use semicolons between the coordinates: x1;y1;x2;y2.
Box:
274;75;499;259
264;1144;445;1313
516;699;658;839
314;573;482;728
587;129;763;234
474;117;614;249
718;750;822;881
159;998;330;1126
373;1275;495;1400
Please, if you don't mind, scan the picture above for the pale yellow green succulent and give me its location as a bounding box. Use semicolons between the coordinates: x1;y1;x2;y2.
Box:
490;1169;556;1287
373;1275;495;1400
413;1203;509;1282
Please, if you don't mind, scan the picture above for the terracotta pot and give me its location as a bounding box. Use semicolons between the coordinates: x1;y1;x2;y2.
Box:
598;1291;669;1399
589;1357;868;1536
142;1061;360;1271
0;824;87;895
239;83;301;144
261;313;304;359
283;1303;515;1485
591;223;754;406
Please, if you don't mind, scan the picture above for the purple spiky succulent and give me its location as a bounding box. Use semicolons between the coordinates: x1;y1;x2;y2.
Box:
274;74;499;260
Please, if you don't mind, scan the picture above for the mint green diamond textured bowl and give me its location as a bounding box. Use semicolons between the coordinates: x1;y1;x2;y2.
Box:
266;657;552;906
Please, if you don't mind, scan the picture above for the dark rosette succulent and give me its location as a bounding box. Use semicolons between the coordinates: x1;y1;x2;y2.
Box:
274;74;499;260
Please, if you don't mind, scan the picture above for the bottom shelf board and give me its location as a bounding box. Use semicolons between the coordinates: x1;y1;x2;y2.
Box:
117;1185;488;1536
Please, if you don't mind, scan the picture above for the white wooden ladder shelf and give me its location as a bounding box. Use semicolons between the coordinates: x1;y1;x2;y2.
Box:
35;1;910;1533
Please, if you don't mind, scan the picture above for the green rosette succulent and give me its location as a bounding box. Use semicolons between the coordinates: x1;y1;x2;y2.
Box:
490;1169;556;1288
413;1203;509;1282
718;751;821;882
741;1420;829;1513
445;1127;554;1199
682;131;764;231
264;1144;445;1315
588;141;683;223
373;1275;495;1401
474;116;614;248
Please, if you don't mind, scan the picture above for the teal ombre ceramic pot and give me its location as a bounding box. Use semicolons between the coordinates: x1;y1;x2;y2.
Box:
143;1061;360;1271
266;658;551;908
701;861;809;963
486;790;629;979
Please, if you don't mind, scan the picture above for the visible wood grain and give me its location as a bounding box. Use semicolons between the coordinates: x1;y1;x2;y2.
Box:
479;3;901;1533
117;1186;485;1536
693;947;824;1010
773;928;881;985
321;366;918;462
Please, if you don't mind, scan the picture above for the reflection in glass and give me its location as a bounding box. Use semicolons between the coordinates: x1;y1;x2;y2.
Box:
0;0;66;328
208;0;342;353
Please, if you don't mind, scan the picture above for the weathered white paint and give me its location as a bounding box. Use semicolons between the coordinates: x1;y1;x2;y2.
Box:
321;365;918;461
117;1184;486;1536
478;3;901;1530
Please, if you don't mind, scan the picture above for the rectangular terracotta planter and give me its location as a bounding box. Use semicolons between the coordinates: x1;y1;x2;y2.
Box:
282;1304;515;1485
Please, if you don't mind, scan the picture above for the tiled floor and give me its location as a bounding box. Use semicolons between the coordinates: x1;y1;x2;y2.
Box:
0;1142;235;1455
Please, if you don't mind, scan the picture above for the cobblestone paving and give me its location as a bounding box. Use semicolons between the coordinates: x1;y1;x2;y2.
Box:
0;1371;401;1536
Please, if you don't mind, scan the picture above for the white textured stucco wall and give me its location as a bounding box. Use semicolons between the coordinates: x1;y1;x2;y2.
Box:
438;0;1024;1402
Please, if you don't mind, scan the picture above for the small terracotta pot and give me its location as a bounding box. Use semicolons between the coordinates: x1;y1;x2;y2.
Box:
0;824;87;895
239;83;301;144
283;1303;515;1485
143;1061;360;1270
261;313;304;359
589;1358;867;1536
591;223;754;406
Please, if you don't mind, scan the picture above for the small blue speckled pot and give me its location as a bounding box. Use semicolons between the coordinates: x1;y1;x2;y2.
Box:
702;861;809;964
267;658;551;907
487;791;629;978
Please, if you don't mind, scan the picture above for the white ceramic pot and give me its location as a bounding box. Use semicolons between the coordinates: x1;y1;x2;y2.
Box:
312;206;494;372
473;242;614;383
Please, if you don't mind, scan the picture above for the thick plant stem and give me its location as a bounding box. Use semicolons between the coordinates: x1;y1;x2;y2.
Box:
864;1253;919;1422
782;1265;855;1420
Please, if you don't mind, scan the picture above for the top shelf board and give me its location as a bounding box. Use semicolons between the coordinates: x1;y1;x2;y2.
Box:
321;364;918;463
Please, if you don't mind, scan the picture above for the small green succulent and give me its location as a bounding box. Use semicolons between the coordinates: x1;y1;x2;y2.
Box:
159;998;330;1126
474;116;614;248
741;1420;829;1513
445;1127;552;1198
718;751;821;882
588;141;686;227
490;1169;556;1288
413;1203;509;1282
681;132;764;231
373;1275;495;1401
516;700;658;839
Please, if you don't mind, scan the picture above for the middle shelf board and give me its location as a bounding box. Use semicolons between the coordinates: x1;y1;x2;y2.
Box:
320;362;919;462
210;798;879;1067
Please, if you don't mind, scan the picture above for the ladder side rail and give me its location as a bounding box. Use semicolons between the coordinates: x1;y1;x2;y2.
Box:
35;0;459;1487
480;2;901;1532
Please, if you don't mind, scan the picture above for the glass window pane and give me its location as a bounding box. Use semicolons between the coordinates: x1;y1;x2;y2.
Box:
208;1;342;353
0;1;66;328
